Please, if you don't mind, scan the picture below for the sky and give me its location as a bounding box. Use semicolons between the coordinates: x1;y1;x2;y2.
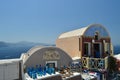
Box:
0;0;120;45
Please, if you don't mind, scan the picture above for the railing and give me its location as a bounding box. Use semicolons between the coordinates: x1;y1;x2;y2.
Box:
81;57;108;70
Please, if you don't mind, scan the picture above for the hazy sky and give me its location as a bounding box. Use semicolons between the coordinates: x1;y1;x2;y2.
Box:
0;0;120;45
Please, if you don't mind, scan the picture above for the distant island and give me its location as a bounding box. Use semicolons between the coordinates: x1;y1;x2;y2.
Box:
0;41;55;59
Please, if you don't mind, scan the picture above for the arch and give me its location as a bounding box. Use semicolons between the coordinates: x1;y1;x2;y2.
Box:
83;24;110;37
23;46;73;68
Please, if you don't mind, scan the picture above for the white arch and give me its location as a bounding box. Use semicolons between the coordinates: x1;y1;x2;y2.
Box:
23;46;72;66
83;24;110;37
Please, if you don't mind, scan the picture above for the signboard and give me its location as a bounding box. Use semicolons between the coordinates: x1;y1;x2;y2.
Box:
43;49;60;60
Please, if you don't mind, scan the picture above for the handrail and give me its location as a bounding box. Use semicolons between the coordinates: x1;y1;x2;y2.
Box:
81;57;108;70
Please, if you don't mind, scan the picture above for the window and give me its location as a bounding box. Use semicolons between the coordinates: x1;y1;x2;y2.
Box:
84;43;89;56
104;43;110;53
84;43;91;57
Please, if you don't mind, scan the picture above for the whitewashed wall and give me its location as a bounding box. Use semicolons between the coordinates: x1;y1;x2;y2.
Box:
0;59;23;80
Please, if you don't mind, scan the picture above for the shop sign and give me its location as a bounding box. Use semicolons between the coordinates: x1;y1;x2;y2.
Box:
43;49;60;60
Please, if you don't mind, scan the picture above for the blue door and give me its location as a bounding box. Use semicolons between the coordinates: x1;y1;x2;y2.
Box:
94;44;100;58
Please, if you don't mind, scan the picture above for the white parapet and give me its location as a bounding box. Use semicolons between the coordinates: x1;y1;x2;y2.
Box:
0;58;23;80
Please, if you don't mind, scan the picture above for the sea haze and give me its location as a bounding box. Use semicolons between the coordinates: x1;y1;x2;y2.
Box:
0;41;55;59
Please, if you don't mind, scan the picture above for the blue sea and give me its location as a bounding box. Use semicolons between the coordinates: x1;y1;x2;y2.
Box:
0;46;32;59
0;41;55;59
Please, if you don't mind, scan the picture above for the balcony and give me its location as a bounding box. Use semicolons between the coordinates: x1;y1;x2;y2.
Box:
81;57;108;71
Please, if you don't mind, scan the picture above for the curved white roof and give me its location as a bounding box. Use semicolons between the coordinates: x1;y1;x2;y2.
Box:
22;46;73;68
26;46;44;55
23;46;71;63
58;24;110;39
59;27;88;39
22;46;44;63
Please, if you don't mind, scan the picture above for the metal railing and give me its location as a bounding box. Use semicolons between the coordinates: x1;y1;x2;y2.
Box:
81;57;108;70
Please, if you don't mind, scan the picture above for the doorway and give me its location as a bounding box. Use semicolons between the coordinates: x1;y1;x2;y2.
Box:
93;43;101;58
46;63;55;68
84;43;91;57
46;61;57;68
